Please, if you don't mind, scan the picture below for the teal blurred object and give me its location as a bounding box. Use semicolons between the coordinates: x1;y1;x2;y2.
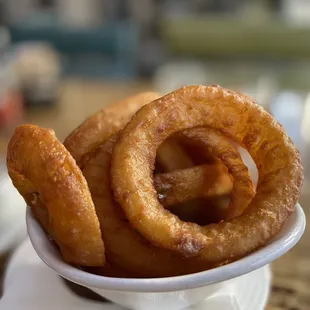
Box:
9;17;139;79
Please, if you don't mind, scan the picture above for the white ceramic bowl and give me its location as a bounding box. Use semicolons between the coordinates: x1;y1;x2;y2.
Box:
27;204;306;310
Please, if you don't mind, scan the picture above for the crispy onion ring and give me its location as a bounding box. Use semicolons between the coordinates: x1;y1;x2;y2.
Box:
82;136;208;277
7;124;105;266
179;128;255;219
111;85;303;263
64;92;160;167
156;137;194;172
63;91;235;212
63;91;201;174
155;164;232;207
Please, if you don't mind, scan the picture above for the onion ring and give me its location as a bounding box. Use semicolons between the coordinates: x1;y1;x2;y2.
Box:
64;91;200;174
64;92;160;167
7;124;105;266
156;137;194;172
111;85;303;263
155;164;232;207
168;196;231;226
179;138;219;165
82;136;208;277
62;91;234;225
179;128;255;219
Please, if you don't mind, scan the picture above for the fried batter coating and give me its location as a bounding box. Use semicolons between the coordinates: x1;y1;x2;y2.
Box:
7;125;105;266
64;92;160;167
155;164;232;207
83;136;210;277
180;128;255;219
111;85;303;263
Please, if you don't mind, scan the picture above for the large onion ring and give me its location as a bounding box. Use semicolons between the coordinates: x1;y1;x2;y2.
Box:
7;124;105;266
155;164;232;208
64;92;160;167
63;91;235;210
111;85;303;263
156;137;194;172
82;136;208;277
179;128;255;219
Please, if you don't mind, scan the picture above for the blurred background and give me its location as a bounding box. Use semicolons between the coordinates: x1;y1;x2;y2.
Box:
0;0;309;309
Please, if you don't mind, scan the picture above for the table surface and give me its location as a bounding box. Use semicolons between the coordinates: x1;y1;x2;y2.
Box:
0;79;309;310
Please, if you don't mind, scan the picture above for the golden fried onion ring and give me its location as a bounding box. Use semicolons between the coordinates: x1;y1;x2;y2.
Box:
155;164;232;207
7;125;105;266
180;128;255;219
83;136;208;277
111;85;303;263
64;92;160;167
63;91;236;215
156;137;194;172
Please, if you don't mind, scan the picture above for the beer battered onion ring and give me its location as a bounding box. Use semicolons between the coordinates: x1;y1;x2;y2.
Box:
63;91;235;207
64;92;160;167
179;128;255;219
111;85;303;262
155;164;232;207
156;137;194;172
7;125;105;266
78;132;232;210
82;136;208;277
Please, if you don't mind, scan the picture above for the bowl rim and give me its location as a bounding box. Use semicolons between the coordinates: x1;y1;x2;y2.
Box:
27;204;305;293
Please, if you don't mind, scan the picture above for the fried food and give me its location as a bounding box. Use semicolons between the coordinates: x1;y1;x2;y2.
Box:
63;90;231;213
156;137;194;172
155;164;232;207
155;132;234;223
63;90;204;174
82;136;208;277
63;90;233;228
155;127;255;219
7;85;302;277
180;128;255;219
7;124;105;266
168;195;231;226
181;142;218;165
111;85;303;264
64;92;160;167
